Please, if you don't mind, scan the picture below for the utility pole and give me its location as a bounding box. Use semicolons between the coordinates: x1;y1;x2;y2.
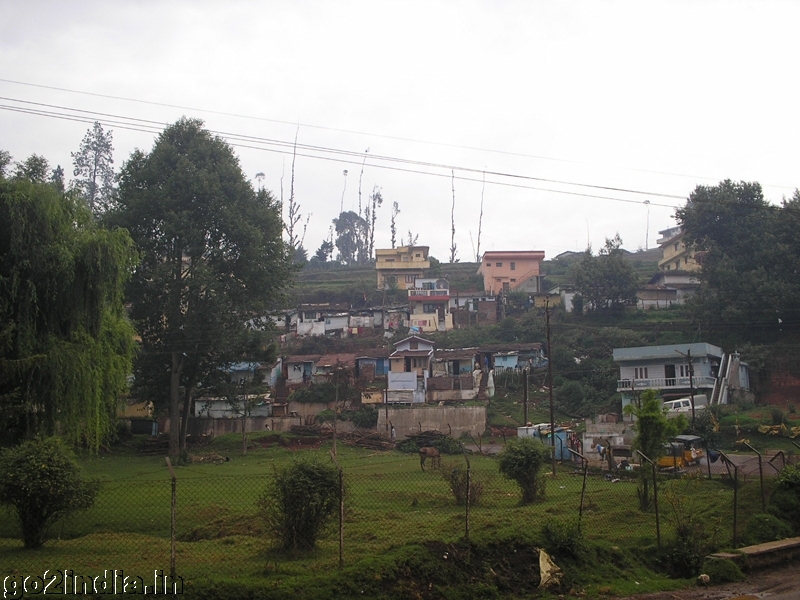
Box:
546;300;556;476
523;367;529;425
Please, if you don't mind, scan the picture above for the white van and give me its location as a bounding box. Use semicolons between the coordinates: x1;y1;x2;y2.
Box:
663;397;705;416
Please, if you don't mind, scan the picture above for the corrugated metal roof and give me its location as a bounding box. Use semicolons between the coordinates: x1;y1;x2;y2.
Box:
613;343;723;362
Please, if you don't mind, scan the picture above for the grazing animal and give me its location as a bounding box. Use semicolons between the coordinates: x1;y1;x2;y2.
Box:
419;446;441;471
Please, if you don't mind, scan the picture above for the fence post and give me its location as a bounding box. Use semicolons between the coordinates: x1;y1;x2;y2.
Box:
567;448;588;534
718;451;739;547
767;451;786;473
636;450;661;551
165;458;177;580
330;450;344;569
462;443;471;541
742;441;766;512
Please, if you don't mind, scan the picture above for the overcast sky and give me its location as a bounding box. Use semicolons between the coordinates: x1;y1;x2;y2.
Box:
2;1;798;261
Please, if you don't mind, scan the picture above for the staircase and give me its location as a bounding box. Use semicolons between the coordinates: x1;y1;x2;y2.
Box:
710;353;730;405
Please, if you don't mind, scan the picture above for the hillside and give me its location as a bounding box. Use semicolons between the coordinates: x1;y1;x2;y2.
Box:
293;249;661;304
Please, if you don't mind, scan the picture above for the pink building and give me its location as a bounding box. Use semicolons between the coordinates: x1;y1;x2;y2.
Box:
478;251;545;295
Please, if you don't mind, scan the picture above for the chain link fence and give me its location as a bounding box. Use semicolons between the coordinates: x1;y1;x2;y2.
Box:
0;443;793;590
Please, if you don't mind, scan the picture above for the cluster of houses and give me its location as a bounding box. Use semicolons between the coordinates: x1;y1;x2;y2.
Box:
125;237;746;447
269;233;704;341
269;335;547;407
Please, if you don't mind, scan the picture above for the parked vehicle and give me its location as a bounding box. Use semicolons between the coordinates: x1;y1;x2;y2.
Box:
662;397;705;416
657;434;704;469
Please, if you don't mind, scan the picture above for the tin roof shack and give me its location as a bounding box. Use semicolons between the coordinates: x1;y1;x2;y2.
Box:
355;347;391;381
518;424;574;461
296;303;351;338
581;414;636;469
450;293;498;327
284;354;321;387
432;348;478;376
195;395;273;418
313;353;357;384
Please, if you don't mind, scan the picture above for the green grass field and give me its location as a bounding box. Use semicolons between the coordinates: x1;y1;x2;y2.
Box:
0;434;778;598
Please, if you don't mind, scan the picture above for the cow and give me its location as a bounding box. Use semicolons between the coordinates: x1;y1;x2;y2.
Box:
419;446;441;471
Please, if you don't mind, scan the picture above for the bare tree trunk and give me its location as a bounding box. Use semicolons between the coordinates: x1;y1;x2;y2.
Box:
169;351;184;463
390;201;400;249
179;375;195;455
450;170;458;263
476;171;485;261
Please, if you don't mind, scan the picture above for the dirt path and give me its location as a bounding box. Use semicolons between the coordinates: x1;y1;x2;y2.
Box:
619;561;800;600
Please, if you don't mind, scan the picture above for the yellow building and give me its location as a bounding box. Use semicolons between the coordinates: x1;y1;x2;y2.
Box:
657;227;700;272
375;245;430;290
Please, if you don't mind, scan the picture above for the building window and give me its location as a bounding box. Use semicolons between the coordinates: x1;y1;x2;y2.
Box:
486;262;491;266
415;253;421;258
510;262;516;270
496;262;502;267
405;275;415;283
410;340;418;349
634;367;648;379
385;258;395;262
674;243;679;251
510;278;516;282
423;304;437;314
495;278;502;282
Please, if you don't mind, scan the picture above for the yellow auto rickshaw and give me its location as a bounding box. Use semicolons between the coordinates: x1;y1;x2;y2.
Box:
657;435;704;470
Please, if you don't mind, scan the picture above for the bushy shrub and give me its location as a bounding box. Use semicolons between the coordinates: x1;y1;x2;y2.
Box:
700;558;744;583
663;483;720;578
257;456;340;552
542;519;587;561
498;437;549;504
768;464;800;533
348;406;379;428
442;463;483;506
743;513;792;546
771;407;785;425
0;438;100;548
433;435;465;455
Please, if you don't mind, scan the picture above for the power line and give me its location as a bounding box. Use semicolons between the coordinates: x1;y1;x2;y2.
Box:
0;96;684;199
4;78;797;193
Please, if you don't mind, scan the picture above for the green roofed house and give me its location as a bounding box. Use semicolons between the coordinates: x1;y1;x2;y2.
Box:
613;343;751;417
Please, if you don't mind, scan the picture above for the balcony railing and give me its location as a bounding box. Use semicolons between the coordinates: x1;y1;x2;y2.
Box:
407;289;449;297
616;376;716;392
376;259;430;269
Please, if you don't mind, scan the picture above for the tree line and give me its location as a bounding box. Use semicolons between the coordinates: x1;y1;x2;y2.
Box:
1;118;295;462
2;116;798;457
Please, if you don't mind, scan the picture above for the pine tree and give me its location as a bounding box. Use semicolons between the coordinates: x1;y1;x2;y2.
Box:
72;121;115;214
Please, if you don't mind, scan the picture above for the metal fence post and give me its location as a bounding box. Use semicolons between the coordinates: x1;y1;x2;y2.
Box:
462;443;471;541
742;441;766;512
165;458;177;580
567;448;588;534
330;450;344;569
718;451;739;547
636;450;660;551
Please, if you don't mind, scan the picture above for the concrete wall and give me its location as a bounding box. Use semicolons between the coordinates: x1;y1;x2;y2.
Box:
288;400;337;424
161;415;305;436
377;405;486;440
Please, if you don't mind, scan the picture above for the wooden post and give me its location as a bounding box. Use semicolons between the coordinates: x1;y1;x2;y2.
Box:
165;458;177;579
523;367;529;426
546;300;556;476
637;450;661;550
